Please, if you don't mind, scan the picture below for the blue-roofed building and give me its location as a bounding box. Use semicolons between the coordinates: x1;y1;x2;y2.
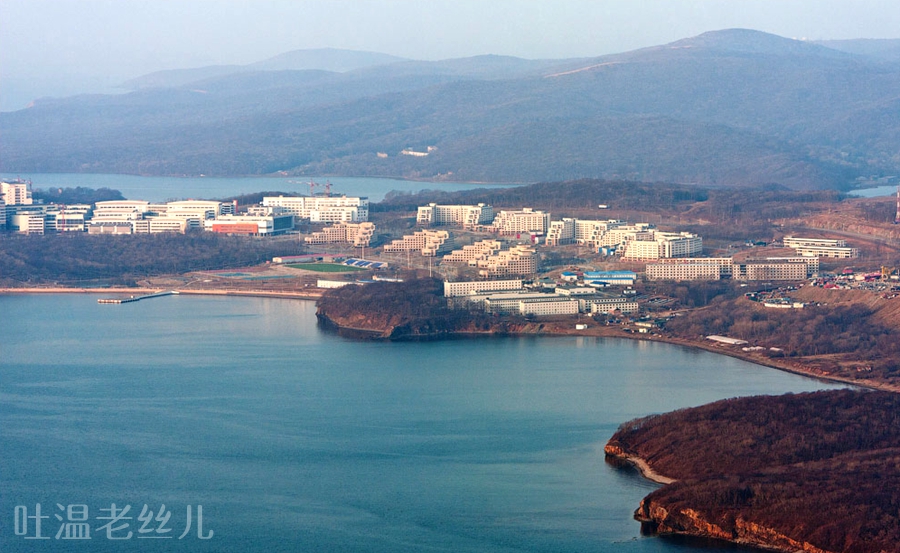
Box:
583;270;637;286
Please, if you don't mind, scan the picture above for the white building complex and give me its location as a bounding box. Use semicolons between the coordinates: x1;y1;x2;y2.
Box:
443;279;524;297
306;222;375;247
441;240;503;264
263;195;369;222
647;257;735;280
622;231;703;260
384;230;453;256
783;236;859;258
417;203;493;228
491;208;550;235
732;259;810;281
546;218;575;246
476;245;537;277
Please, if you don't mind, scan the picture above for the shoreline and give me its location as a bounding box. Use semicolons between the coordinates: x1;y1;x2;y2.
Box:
5;284;892;393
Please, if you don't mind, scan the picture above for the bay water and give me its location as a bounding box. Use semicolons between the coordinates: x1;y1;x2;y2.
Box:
2;174;516;203
0;294;842;552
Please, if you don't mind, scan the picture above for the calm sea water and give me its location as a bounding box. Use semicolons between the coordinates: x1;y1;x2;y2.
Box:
0;294;842;553
2;173;517;203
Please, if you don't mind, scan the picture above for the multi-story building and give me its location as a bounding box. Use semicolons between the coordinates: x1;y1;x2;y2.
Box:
443;279;524;297
441;240;502;264
0;198;6;229
383;230;453;256
262;195;369;222
491;208;550;235
53;204;92;232
476;245;537;277
589;298;639;315
782;236;859;258
622;231;702;260
519;298;580;316
88;222;134;235
645;263;721;281
732;260;809;281
164;200;225;226
0;180;33;205
204;213;294;236
574;219;627;249
582;271;637;286
8;212;45;235
650;257;735;277
92;200;151;222
416;203;493;227
306;222;375;247
546;218;575;246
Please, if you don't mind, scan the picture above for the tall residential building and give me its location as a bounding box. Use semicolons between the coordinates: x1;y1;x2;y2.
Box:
574;219;627;248
491;208;550;235
417;203;493;227
546;218;576;246
263;195;369;222
0;180;33;205
0;198;6;229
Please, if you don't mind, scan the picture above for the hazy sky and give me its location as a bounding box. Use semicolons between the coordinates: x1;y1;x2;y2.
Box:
2;0;900;111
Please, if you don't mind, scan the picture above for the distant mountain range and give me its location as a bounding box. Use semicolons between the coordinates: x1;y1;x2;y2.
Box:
3;29;900;190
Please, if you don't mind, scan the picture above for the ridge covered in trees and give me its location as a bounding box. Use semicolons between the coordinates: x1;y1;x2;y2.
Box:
607;390;900;553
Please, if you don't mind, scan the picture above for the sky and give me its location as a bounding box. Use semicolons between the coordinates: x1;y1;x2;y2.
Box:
2;0;900;111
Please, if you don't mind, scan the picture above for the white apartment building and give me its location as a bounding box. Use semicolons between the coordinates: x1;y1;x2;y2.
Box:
441;240;503;264
622;231;702;260
520;298;580;316
443;279;524;297
417;203;493;227
546;218;575;246
783;236;847;248
1;181;33;205
589;298;639;315
306;222;375;247
732;261;808;281
263;195;369;222
651;257;735;277
383;230;453;256
491;208;550;235
476;245;537;277
645;263;721;281
575;219;627;248
598;224;655;248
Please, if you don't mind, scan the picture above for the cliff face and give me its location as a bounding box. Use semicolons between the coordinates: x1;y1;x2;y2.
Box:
636;498;835;553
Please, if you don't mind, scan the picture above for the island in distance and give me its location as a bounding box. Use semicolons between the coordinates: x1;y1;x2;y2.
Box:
3;29;900;190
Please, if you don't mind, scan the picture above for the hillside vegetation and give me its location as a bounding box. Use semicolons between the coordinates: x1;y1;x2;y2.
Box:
606;390;900;553
3;29;900;188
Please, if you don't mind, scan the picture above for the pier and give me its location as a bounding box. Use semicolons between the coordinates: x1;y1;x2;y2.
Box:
97;291;178;304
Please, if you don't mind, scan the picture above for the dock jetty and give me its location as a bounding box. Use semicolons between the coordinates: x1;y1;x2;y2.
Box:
97;291;179;304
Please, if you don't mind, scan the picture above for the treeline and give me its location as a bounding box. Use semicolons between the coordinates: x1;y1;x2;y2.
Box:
316;278;494;337
609;390;900;553
32;186;125;204
663;296;900;378
0;233;299;285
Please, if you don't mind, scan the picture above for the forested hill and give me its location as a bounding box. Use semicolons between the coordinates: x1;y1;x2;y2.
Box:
607;390;900;553
3;29;900;189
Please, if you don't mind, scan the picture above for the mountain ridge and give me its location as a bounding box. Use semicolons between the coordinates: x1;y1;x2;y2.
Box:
3;29;899;189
